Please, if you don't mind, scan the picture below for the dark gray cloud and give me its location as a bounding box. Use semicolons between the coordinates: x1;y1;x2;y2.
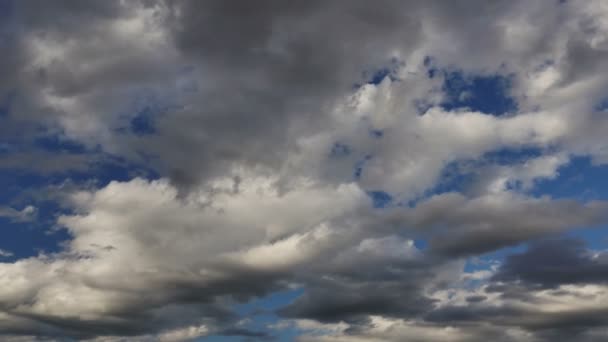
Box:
424;304;608;341
4;0;573;189
408;193;608;257
280;270;436;323
140;0;426;190
493;238;608;288
279;237;457;323
405;240;608;341
280;236;608;341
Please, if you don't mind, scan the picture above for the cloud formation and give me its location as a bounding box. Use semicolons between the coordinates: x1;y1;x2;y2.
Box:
2;0;608;340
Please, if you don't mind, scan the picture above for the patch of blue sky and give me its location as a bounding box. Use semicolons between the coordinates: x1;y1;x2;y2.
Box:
13;154;155;187
0;214;70;261
481;146;544;165
403;161;474;208
532;156;608;201
560;226;608;250
367;190;393;208
422;56;518;116
594;97;608;112
0;170;55;207
0;170;71;258
33;135;89;154
440;71;517;116
0;152;159;260
413;239;428;251
227;288;305;342
129;106;158;135
234;288;304;316
367;67;396;85
0;178;77;259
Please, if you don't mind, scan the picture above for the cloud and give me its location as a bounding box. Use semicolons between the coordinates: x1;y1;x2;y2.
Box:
0;249;14;258
278;236;460;324
0;176;370;338
408;192;608;257
2;0;608;340
6;0;606;192
493;238;608;288
0;205;37;222
0;150;92;174
284;316;534;342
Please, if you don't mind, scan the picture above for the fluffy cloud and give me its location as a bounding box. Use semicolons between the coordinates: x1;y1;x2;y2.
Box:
409;192;608;257
0;176;370;338
2;0;608;340
493;238;608;288
286;240;608;341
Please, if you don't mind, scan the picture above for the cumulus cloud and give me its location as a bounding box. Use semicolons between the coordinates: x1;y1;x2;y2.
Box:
2;0;608;340
0;176;370;338
493;238;608;288
408;192;608;257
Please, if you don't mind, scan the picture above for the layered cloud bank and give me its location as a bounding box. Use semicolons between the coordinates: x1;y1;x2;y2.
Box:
2;0;608;341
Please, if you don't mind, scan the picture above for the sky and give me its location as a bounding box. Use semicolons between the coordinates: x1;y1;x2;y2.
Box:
2;0;608;341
